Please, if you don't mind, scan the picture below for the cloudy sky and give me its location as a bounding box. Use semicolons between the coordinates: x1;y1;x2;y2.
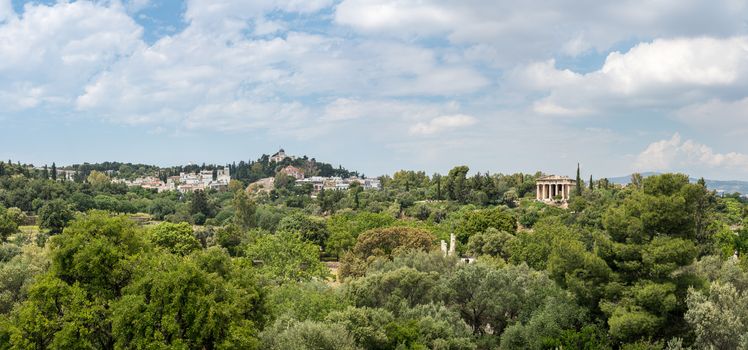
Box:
1;0;747;179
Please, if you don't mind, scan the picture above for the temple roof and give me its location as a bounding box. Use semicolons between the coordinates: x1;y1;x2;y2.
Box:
537;175;574;182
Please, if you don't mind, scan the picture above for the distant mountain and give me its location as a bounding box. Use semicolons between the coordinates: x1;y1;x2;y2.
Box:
607;172;748;195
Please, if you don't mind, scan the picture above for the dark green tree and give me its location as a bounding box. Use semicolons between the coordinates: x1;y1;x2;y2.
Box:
51;162;57;181
433;173;442;200
233;191;257;230
278;213;329;249
576;163;582;196
190;190;210;219
446;166;469;203
39;199;74;234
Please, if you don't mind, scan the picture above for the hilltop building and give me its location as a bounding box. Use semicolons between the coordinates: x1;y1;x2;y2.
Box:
536;175;575;202
270;148;287;163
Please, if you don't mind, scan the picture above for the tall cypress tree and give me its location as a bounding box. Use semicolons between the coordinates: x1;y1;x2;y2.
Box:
51;162;57;181
575;163;582;196
589;175;593;190
434;173;442;200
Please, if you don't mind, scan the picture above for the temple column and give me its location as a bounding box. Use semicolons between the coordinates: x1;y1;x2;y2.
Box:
562;184;566;200
542;184;546;200
536;184;541;200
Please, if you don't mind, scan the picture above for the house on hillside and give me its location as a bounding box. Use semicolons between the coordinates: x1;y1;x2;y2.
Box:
280;165;305;180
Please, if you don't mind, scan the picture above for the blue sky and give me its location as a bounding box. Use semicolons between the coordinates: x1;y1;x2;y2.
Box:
1;0;748;179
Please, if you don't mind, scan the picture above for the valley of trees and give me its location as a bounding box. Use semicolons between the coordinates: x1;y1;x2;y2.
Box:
1;158;748;349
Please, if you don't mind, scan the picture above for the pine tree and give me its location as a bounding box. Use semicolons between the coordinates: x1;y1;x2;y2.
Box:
51;162;57;181
589;175;593;190
575;163;582;196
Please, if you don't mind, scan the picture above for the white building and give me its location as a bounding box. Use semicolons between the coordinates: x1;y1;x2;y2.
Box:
122;166;231;193
270;149;288;163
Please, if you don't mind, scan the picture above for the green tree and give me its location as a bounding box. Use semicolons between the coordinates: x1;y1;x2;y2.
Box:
5;207;27;227
278;212;329;249
149;222;201;256
39;199;74;234
245;231;329;283
576;163;582;196
51;162;57;181
0;206;19;242
444;263;580;337
466;228;515;260
446;166;469;203
451;206;517;244
86;170;110;188
4;275;96;349
265;281;347;322
0;244;49;314
345;267;441;312
50;211;148;301
685;281;748;349
233;190;257;230
340;227;434;279
190;189;211;219
261;317;360;350
111;249;263;349
433;173;443;200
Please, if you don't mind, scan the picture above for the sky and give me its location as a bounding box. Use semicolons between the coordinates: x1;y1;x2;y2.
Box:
1;0;748;179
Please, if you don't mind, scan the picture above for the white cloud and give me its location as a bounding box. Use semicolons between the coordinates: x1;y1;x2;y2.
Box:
75;22;486;134
676;97;748;135
532;99;591;117
409;114;477;135
124;0;152;13
0;1;142;111
635;133;748;174
335;0;748;63
517;36;748;116
0;0;13;23
184;0;333;33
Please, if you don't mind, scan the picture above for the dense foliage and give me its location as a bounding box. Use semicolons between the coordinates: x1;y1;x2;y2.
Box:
1;158;747;349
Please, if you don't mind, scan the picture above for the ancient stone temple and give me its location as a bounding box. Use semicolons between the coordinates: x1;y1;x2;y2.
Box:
536;175;575;202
